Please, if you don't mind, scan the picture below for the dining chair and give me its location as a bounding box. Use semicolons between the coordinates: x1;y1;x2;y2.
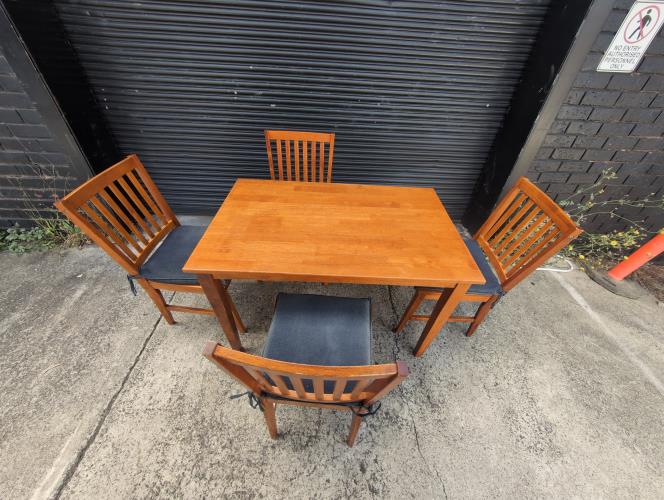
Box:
264;130;335;182
204;293;408;447
54;154;245;330
394;177;582;337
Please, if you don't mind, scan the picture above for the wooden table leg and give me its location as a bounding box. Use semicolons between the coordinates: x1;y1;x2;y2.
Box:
413;282;470;357
197;274;244;351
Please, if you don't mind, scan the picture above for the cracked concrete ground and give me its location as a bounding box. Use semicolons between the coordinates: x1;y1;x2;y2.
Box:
1;245;663;499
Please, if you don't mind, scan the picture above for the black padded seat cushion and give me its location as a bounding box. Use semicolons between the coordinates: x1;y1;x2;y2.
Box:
463;237;502;295
138;225;206;284
425;237;502;296
264;293;371;365
263;293;372;394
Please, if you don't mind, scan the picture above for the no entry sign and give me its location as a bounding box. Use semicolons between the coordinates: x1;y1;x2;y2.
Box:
597;1;664;72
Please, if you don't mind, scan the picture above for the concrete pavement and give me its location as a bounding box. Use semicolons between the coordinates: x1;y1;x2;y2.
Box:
1;246;663;499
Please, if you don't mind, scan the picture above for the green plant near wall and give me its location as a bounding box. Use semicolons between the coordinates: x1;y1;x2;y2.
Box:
0;216;88;254
1;143;90;254
559;169;664;268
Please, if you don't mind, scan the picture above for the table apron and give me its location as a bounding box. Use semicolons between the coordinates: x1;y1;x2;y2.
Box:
184;271;483;288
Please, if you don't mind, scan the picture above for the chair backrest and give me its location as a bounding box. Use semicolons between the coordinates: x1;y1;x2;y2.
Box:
474;177;582;292
54;154;179;275
204;342;408;406
264;130;335;182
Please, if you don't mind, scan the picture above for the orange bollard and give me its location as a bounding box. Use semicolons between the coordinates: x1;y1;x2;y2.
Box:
607;232;664;281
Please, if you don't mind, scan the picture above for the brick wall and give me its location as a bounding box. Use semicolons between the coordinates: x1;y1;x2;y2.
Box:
528;1;664;233
0;46;86;226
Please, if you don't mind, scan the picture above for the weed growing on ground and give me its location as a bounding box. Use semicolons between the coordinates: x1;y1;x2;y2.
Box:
1;138;90;254
558;169;664;268
0;216;88;254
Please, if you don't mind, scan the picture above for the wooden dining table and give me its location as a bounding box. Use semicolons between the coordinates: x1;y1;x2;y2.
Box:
182;179;485;357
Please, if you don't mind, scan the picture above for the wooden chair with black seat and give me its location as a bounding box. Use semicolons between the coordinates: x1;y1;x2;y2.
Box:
204;293;408;447
264;129;335;288
394;177;582;339
54;154;245;330
264;130;335;182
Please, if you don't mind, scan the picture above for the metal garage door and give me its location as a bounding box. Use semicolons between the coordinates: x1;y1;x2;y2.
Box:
53;0;550;218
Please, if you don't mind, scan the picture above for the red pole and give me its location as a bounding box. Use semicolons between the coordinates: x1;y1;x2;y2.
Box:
607;232;664;281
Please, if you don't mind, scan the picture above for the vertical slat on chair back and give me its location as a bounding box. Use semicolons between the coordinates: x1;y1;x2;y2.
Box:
474;177;582;291
264;130;335;182
54;154;179;274
204;343;408;406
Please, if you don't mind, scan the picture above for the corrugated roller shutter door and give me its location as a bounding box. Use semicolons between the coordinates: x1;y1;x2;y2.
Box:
54;0;549;218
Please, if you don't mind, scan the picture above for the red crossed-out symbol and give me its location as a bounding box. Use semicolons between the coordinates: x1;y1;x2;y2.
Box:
624;5;660;44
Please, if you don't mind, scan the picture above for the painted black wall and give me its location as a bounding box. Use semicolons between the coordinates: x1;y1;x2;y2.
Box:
0;4;91;227
527;0;664;235
463;0;595;231
3;0;119;173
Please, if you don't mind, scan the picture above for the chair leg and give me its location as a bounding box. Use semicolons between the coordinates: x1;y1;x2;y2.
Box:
393;289;428;333
466;296;498;337
262;398;278;439
137;278;175;325
347;413;363;447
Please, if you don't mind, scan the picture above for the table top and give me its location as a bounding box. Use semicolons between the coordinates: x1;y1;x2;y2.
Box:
183;179;485;287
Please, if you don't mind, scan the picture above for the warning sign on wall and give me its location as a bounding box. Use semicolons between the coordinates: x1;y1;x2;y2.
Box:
597;1;664;72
